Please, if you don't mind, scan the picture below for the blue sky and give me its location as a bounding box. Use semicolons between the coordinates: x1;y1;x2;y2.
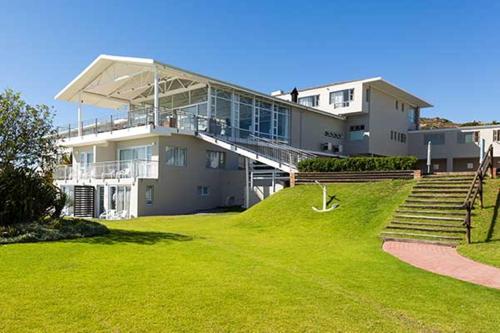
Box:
0;0;499;125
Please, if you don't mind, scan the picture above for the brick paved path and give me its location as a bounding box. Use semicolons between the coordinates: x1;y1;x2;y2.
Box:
383;241;500;289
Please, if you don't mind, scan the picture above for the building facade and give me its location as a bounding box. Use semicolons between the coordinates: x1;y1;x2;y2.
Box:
54;55;499;218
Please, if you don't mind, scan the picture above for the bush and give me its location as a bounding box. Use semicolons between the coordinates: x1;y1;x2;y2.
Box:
0;218;109;244
297;156;418;172
0;166;66;226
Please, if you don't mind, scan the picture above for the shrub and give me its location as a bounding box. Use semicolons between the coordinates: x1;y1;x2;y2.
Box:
0;218;109;244
0;166;66;226
297;156;418;172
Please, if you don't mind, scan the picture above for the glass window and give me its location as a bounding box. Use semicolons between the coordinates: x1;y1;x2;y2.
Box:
145;185;154;205
424;133;445;145
494;129;500;142
255;100;272;139
329;89;354;108
298;95;319;107
349;125;365;141
457;131;479;144
166;146;187;166
206;150;225;169
211;88;232;126
407;107;417;130
237;95;253;139
119;145;152;161
365;88;370;103
197;186;209;196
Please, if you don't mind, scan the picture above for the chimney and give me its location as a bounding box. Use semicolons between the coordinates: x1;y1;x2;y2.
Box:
290;87;299;103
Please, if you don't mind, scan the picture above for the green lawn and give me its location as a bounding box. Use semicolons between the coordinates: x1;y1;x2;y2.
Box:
458;178;500;267
1;181;499;332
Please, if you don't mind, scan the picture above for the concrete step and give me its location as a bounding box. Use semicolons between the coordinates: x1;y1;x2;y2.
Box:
396;209;464;216
380;231;463;241
400;204;464;210
408;194;465;199
393;214;464;221
414;184;471;189
391;220;464;228
405;199;464;205
381;236;459;247
386;223;465;233
412;189;469;194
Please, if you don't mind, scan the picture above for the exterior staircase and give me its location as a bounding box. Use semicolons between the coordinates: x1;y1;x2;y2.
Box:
380;173;475;246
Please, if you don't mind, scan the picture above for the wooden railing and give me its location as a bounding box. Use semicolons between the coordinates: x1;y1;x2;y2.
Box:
463;144;495;243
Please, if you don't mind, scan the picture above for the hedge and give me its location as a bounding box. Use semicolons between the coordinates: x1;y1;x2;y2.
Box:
297;156;418;172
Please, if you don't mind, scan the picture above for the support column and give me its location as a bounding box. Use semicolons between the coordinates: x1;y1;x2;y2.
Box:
245;157;250;209
446;158;454;172
77;95;83;137
153;68;159;127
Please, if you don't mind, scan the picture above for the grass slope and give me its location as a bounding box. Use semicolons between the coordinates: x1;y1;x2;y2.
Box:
458;178;500;267
0;181;499;332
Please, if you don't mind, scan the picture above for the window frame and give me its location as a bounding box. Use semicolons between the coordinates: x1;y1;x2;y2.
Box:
329;89;354;108
145;185;154;206
165;145;187;167
298;95;320;107
206;150;226;169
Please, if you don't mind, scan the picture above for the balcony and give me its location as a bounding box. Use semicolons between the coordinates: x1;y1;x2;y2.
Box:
55;160;158;181
56;106;208;140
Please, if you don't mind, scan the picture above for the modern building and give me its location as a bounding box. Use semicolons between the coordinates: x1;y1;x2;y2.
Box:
54;54;499;218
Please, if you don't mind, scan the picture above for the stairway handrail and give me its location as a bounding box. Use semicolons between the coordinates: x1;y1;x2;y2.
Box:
462;144;494;243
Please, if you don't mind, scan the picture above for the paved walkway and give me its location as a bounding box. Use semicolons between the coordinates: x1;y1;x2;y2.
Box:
383;241;500;289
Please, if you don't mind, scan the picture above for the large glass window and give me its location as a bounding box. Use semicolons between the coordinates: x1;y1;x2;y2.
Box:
255;100;272;139
407;106;417;130
211;88;232;125
330;89;354;108
206;150;225;169
298;95;319;107
457;131;479;144
274;105;289;141
236;94;253;138
424;133;445;145
166;146;187;166
119;145;152;161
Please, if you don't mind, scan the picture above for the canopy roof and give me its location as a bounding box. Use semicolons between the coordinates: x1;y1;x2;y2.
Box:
55;54;344;119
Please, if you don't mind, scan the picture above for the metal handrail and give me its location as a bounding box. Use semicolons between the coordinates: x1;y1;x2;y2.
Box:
462;144;494;243
54;159;159;181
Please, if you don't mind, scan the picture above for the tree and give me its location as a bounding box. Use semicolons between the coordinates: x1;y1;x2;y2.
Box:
0;89;64;226
0;89;59;174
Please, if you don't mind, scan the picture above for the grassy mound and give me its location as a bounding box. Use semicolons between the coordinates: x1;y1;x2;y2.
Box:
0;181;499;332
458;178;500;267
0;218;109;244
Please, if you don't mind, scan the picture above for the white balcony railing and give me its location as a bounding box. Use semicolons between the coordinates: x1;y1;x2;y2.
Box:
55;160;158;181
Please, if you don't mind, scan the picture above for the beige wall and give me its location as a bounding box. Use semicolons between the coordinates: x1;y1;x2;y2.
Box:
289;106;345;152
277;81;364;116
137;134;245;215
367;86;412;156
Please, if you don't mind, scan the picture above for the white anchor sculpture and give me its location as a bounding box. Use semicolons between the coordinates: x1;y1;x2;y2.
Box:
312;181;339;213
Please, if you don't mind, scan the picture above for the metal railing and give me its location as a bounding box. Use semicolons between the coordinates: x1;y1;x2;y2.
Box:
199;119;316;169
462;144;495;243
56;105;316;170
54;160;158;181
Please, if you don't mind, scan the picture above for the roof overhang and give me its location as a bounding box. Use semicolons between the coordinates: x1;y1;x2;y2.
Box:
363;77;433;108
55;54;345;120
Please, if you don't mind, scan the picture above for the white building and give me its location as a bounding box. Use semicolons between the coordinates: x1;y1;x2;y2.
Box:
54;55;499;218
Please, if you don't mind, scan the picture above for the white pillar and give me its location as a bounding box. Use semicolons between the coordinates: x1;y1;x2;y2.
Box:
480;138;485;163
426;141;432;174
245;157;250;209
77;95;83;137
153;68;159;127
